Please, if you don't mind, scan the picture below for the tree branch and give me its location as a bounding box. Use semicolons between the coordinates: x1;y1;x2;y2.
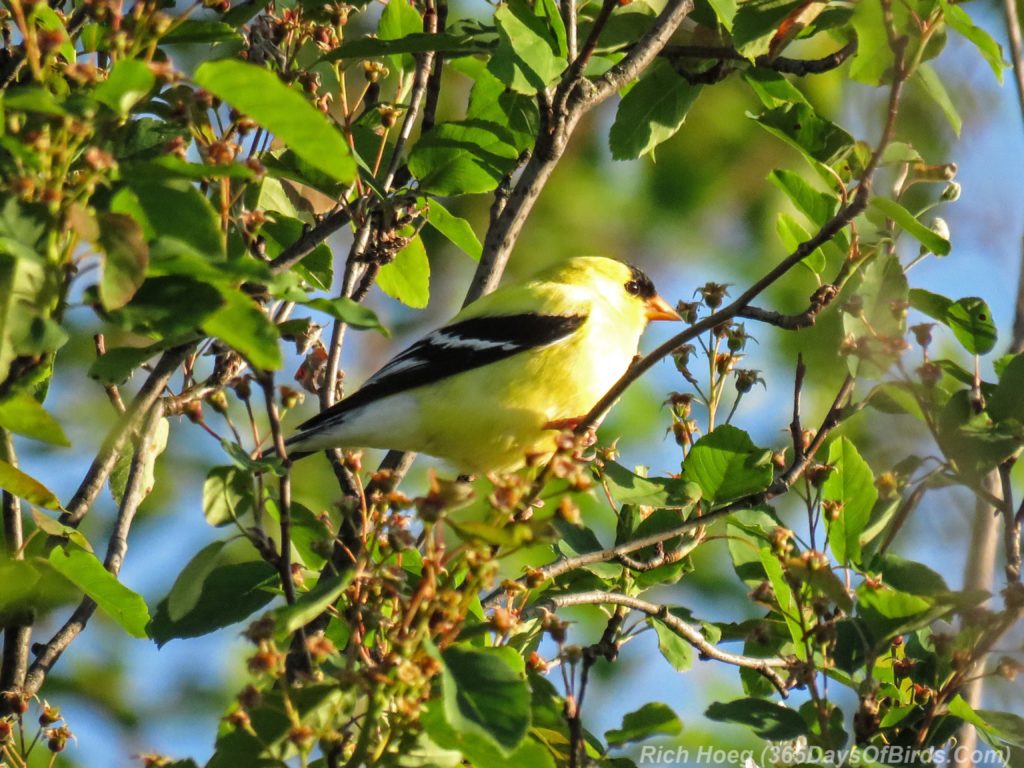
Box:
661;39;858;76
0;430;30;692
23;403;165;697
531;591;790;695
468;0;694;302
268;209;354;275
1003;0;1024;126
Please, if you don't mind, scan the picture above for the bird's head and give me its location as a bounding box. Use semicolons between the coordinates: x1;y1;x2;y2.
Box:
544;256;681;325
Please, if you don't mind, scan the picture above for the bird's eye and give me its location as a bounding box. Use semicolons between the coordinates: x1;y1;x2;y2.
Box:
624;280;641;295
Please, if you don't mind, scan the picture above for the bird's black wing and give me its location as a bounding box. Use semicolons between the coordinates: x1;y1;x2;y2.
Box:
291;313;587;437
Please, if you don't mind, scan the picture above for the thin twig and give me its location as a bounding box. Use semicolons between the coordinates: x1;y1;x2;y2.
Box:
268;209;353;275
94;335;126;414
23;403;165;697
381;0;438;191
532;591;790;695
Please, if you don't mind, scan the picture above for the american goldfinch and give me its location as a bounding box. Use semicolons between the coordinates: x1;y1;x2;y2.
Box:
286;257;680;473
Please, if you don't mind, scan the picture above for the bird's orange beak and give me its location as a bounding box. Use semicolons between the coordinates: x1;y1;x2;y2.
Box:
645;294;682;322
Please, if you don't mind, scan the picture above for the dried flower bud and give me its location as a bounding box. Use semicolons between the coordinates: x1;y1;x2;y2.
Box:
697;282;729;309
38;703;61;726
806;463;834;488
842;294;864;315
734;368;764;394
917;362;942;388
771;449;787;469
940;182;961;202
822;499;843;522
910;322;934;349
676;300;700;324
362;59;388;82
875;471;898;498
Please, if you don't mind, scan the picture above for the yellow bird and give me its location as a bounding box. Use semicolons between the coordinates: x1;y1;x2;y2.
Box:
286;257;680;473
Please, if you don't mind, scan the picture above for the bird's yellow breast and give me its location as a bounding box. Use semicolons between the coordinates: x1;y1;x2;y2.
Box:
408;308;641;472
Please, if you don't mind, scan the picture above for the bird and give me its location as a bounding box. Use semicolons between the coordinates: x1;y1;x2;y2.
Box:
284;256;680;474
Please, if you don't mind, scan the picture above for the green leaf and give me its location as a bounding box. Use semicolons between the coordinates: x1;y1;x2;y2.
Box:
421;704;549;768
88;342;165;385
48;544;150;637
605;702;682;746
378;0;423;73
161;19;241;44
938;390;1020;477
300;297;389;335
849;0;904;85
0;197;45;263
916;63;961;136
202;466;253;527
872;553;949;596
202;290;282;370
31;509;92;551
947;297;996;355
682;425;773;505
0;458;61;509
1;87;67;116
193;60;355;183
377;234;430;309
97;212;149;310
650;617;693;672
909;287;953;322
609;60;702;160
94;59;155;114
768;169;837;227
408;120;520;195
126;178;224;258
990;354;1024;423
488;0;566;94
602;461;701;508
0;558;78;625
31;5;75;63
149;539;278;646
776;213;826;274
823;437;877;565
743;69;808;108
427;199;482;261
843;253;909;377
732;0;804;60
459;57;539;153
940;0;1004;83
271;572;353;640
708;0;738;32
753;102;854;169
207;685;346;768
870;197;951;256
535;0;568;57
441;643;531;753
0;393;69;446
760;547;805;656
706;698;807;740
109;416;168;505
